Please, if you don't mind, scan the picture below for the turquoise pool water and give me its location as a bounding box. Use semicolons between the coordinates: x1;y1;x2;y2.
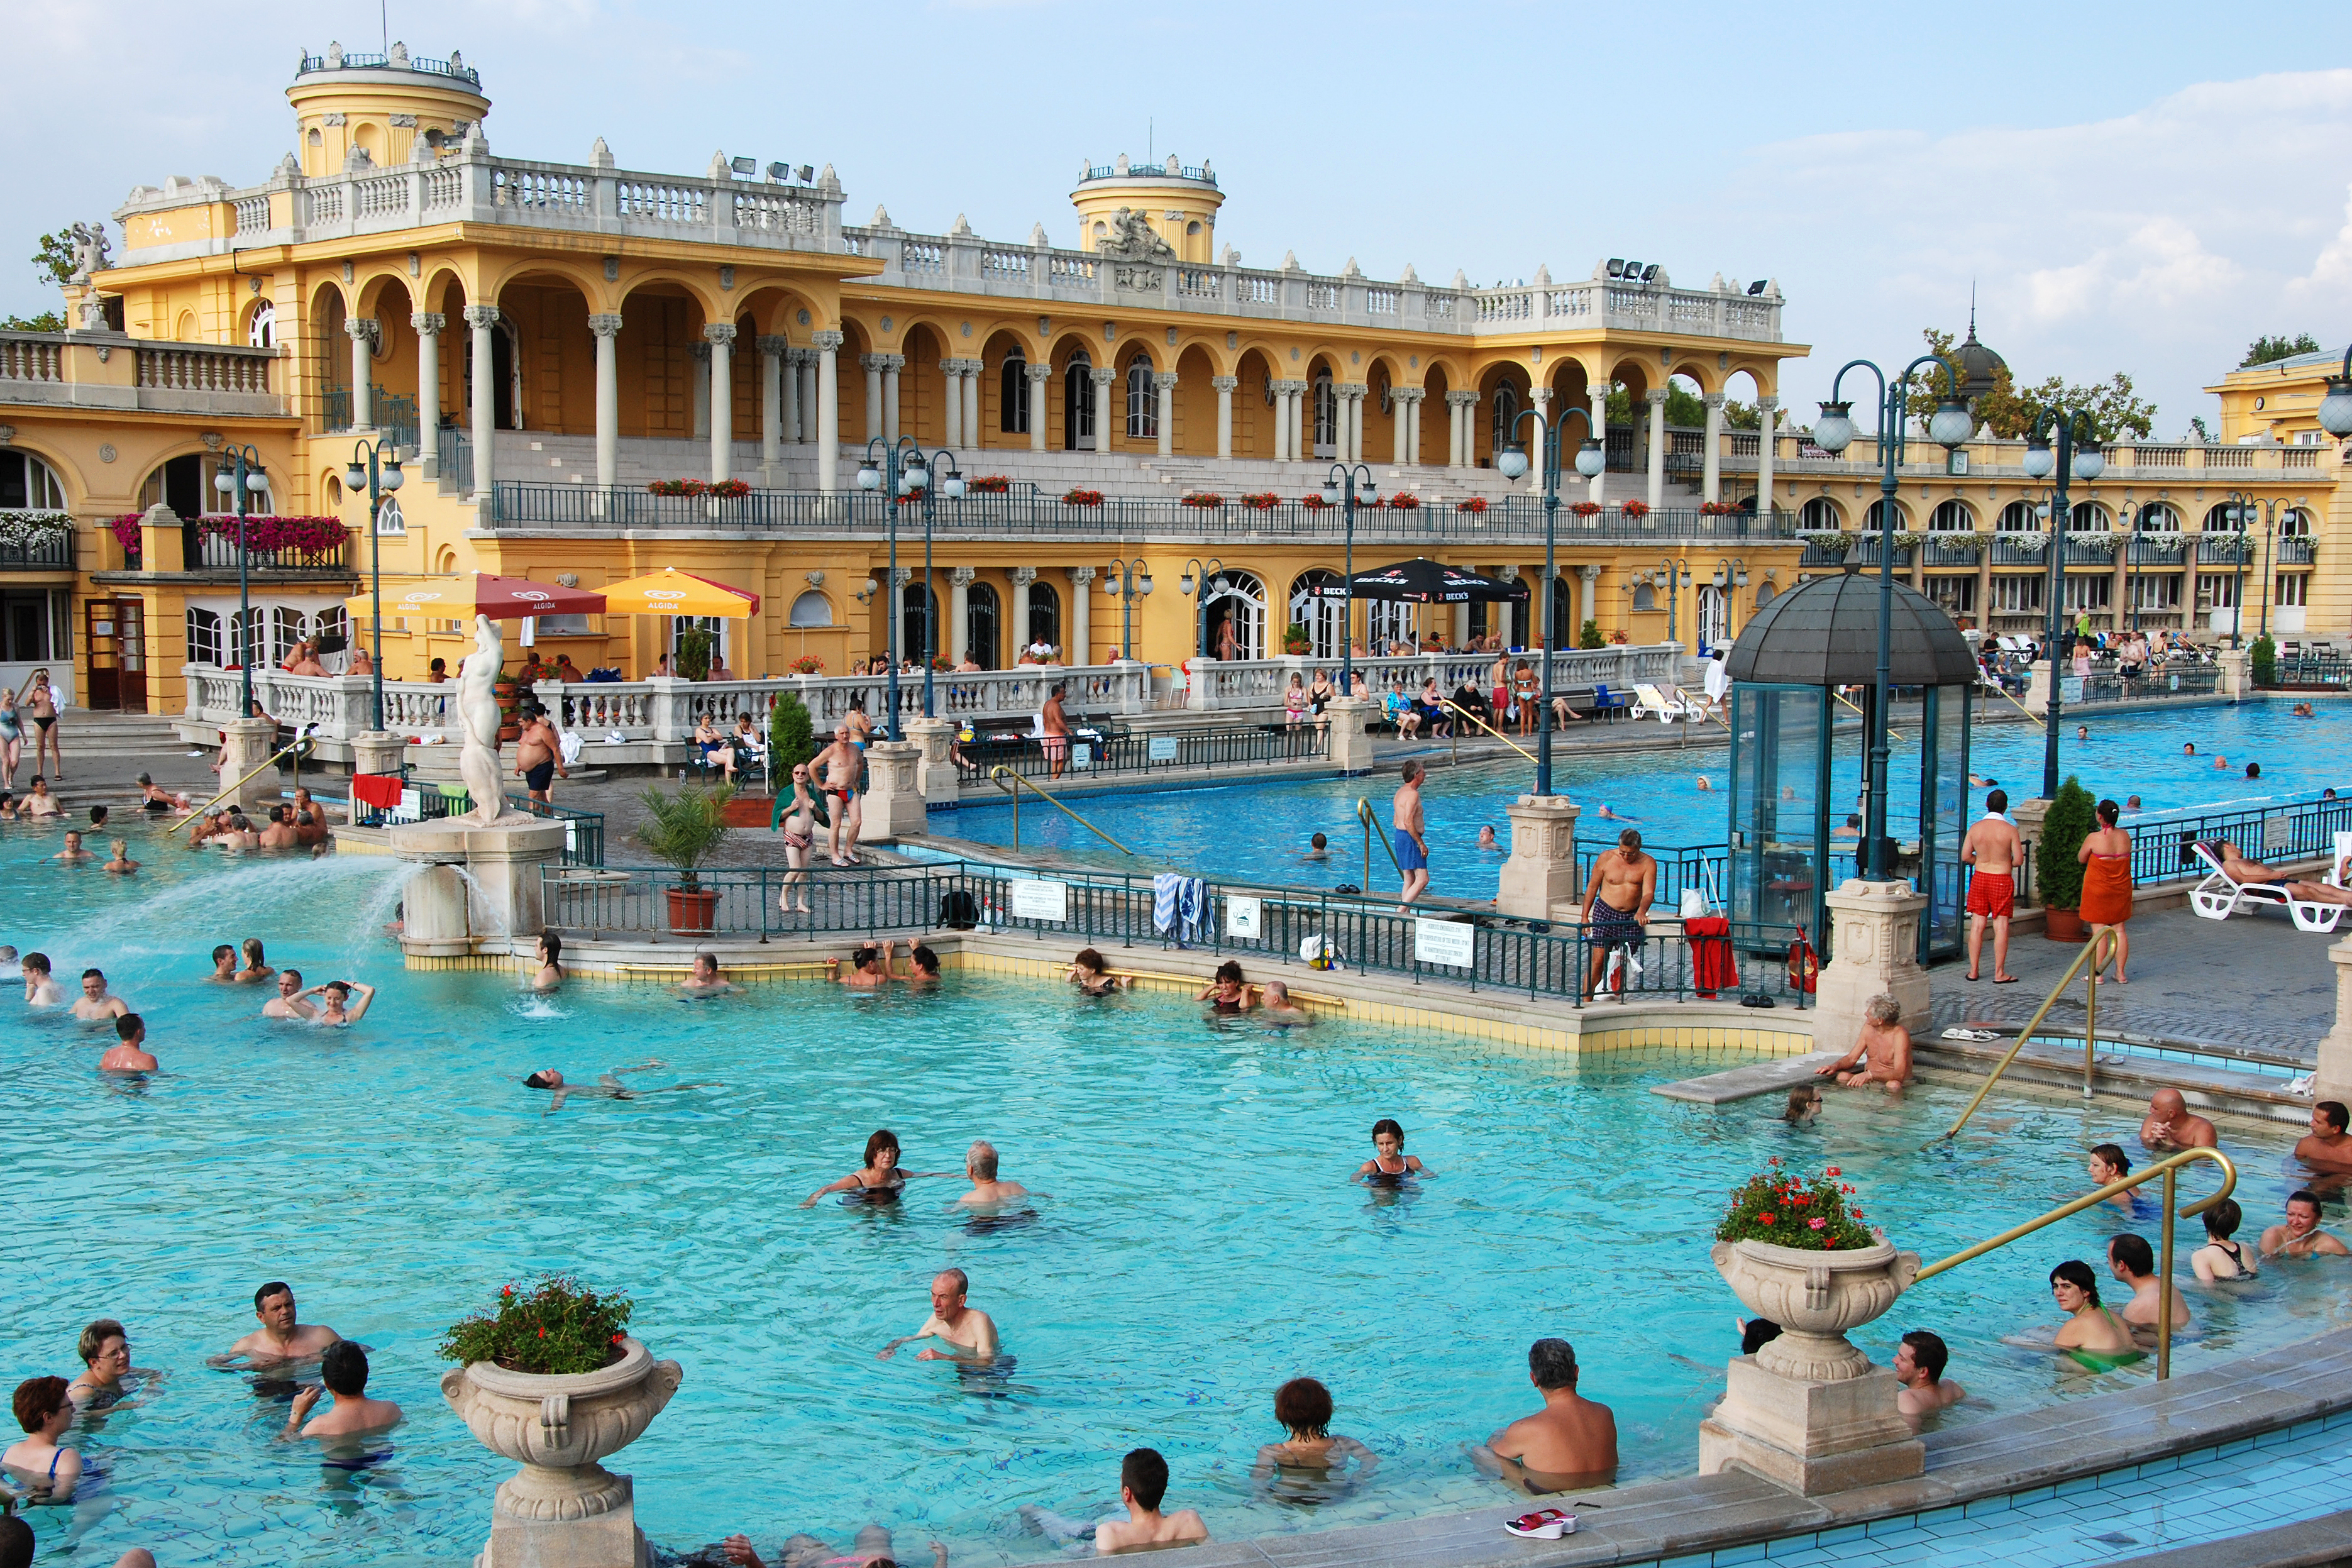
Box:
937;699;2352;898
3;825;2348;1566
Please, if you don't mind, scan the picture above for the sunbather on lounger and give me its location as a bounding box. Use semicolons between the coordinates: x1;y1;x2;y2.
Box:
2216;841;2286;882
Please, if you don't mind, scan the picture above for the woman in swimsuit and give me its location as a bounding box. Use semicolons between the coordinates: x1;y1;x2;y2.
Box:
1067;947;1127;996
1511;662;1540;737
2085;1144;2143;1217
2191;1197;2259;1284
2048;1259;2143;1371
24;669;59;781
800;1129;949;1207
1283;673;1310;727
1251;1376;1378;1494
0;686;21;789
4;1376;84;1501
778;765;820;915
1306;669;1337;717
1196;959;1256;1014
1354;1118;1431;1185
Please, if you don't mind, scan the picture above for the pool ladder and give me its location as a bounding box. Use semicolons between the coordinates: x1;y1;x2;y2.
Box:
1941;931;2122;1139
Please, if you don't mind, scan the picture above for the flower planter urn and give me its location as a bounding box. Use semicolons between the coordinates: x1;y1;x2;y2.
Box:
1698;1239;1925;1495
441;1336;684;1568
665;886;719;934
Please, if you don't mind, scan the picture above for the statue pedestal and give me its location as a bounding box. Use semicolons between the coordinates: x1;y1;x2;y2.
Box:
1496;793;1580;920
219;716;279;811
858;740;927;842
905;717;961;806
1699;1360;1923;1494
391;818;567;956
1812;878;1931;1048
1325;695;1374;775
2317;937;2352;1103
351;729;406;781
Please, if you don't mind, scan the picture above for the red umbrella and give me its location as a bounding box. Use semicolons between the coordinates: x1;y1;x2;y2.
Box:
349;573;609;624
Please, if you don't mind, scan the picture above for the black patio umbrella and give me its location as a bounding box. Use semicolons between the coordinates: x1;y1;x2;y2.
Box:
1310;557;1528;604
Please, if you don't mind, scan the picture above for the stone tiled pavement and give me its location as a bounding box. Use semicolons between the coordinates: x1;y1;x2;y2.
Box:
1927;903;2339;1057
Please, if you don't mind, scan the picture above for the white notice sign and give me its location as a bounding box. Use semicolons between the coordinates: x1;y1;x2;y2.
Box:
1008;879;1069;922
1414;917;1476;969
1226;895;1261;939
1148;734;1179;763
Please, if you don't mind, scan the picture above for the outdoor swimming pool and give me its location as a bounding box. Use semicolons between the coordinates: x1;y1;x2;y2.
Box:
937;698;2352;898
1;825;2344;1567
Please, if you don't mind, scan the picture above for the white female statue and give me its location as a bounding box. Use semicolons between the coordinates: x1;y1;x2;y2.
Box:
456;614;511;824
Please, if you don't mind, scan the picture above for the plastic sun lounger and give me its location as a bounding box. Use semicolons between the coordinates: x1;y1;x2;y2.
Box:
2189;839;2344;933
1631;683;1689;724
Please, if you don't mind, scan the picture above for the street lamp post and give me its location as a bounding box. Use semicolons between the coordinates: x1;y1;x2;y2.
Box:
1496;408;1605;797
915;448;965;719
1178;556;1225;664
1655;556;1691;646
1803;355;1977;879
1319;464;1378;695
210;443;270;715
341;436;406;729
2018;407;2105;798
1103;558;1153;661
856;436;963;737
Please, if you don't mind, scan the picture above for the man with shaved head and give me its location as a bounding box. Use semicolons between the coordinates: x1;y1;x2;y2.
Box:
876;1268;1000;1364
2139;1088;2217;1154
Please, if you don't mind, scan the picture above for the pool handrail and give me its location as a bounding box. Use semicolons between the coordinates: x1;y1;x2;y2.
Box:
1830;686;1904;744
1355;797;1411;891
1938;934;2117;1141
1911;1146;2235;1381
1436;697;1538;764
987;766;1139;858
167;732;317;833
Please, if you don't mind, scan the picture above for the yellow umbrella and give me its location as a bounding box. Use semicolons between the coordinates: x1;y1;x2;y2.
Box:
596;567;760;619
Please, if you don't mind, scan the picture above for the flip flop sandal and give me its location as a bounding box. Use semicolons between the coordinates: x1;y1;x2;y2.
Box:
1505;1510;1576;1540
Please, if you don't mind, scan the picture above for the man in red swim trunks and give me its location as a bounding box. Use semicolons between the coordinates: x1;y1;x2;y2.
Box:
1963;788;2022;983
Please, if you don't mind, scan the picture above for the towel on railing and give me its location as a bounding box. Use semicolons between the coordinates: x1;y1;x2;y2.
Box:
1153;873;1208;947
352;773;405;809
1685;914;1738;998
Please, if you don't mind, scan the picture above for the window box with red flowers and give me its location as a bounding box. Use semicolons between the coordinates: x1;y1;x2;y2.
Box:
1699;500;1740;516
1061;489;1105;507
968;475;1011;494
787;654;825;675
1620;499;1651;519
1301;494;1333;511
1456;497;1488;514
1180;492;1225;509
1240;492;1281;511
1387;493;1422;510
1569;501;1604;517
647;478;710;497
707;478;751;500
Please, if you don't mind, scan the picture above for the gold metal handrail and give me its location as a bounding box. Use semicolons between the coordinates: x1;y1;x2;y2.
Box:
1912;1146;2235;1380
1357;797;1410;892
1437;697;1539;764
988;766;1137;856
1982;673;2048;729
1938;930;2118;1140
1830;687;1904;744
168;733;315;834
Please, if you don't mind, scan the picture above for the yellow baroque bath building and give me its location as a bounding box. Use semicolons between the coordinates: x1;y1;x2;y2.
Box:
0;42;2337;712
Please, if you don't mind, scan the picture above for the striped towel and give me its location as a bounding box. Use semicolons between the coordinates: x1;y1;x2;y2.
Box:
1178;877;1207;944
1153;874;1209;947
1153;873;1183;938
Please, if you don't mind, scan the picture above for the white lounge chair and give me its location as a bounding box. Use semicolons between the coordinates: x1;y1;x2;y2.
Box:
1631;683;1691;724
2188;839;2344;933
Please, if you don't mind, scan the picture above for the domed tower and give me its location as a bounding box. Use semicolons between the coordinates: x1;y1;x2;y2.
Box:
287;41;490;177
1070;155;1224;263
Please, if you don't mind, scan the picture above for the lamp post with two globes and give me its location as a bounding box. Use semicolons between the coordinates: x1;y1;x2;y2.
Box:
210;443;272;717
2016;407;2104;799
1496;409;1606;798
342;436;406;729
856;436;965;737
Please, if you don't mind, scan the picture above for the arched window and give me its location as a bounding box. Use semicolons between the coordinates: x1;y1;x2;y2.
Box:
788;590;832;627
247;301;275;349
1125;354;1156;439
1288;570;1346;662
1000;350;1029;435
2280;507;2314;538
272;606;307;665
2204;501;2254;532
1631;583;1658;612
2068;500;2110;533
375;497;404;536
0;450;67;510
2135;503;2182;533
1930;500;1974;533
1367;600;1415;650
1863;499;1909;531
1204;570;1267;661
1799;497;1842;531
1998;500;2043;533
1027;581;1061;654
1313;372;1338;455
1063;352;1093;450
965;581;1000;669
186;607;223;665
1489;381;1519;456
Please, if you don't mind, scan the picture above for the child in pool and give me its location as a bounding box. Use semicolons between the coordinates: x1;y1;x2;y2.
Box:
1354;1118;1432;1184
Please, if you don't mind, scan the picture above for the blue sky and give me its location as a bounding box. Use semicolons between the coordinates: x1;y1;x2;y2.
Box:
14;1;2352;431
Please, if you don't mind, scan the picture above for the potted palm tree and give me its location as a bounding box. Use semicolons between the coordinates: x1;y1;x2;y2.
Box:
636;780;732;933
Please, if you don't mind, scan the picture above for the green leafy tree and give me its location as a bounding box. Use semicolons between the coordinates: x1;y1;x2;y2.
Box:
31;230;77;288
2038;775;2097;911
634;780;732;887
1;309;65;332
2251;634;2277;688
768;691;817;775
2242;333;2320;368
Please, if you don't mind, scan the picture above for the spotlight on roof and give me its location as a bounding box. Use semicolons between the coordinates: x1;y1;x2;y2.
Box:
1641;264;1660;284
767;161;790;181
1606;258;1626;278
1747;279;1767;296
729;155;756;176
798;165;815;182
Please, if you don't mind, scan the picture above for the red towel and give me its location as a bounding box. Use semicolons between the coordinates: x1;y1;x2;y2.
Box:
353;773;406;809
1686;914;1740;998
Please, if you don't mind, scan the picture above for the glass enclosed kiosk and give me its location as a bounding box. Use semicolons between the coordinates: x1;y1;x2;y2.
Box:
1724;563;1977;964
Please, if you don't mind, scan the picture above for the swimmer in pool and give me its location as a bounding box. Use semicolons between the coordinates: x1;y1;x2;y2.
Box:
21;951;62;1006
300;979;375;1026
1476;824;1501;850
282;1342;402;1440
2041;1259;2141;1371
226;1282;343;1364
953;1139;1033;1206
1260;980;1315;1025
1783;1085;1823;1125
99;1014;157;1073
1068;947;1129;995
523;1062;714;1114
679;954;737;997
102;839;138;875
2085;1144;2139;1216
877;1268;999;1364
70;967;130;1022
261;969;316;1020
207;943;238;982
1197;959;1256;1013
531;930;565;991
1355;1117;1430;1184
827;941;897;988
1251;1376;1379;1489
720;1532;949;1568
803;1128;948;1207
1302;831;1330;861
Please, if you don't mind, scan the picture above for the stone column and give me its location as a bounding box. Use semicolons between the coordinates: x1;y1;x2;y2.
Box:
704;324;735;483
1645;387;1668;511
690;342;711;441
780;345;802;446
813;332;843;492
2315;937;2352;1103
1527;387;1554;492
411;311;444;467
862;354;886;442
1091;367;1115;455
1271;385;1291;463
1392;390;1411;465
1405;389;1424;466
1010;566;1035;663
2110;546;2130;633
1325;693;1375;773
1068;566;1096;665
758;334;787;475
351;727;405;781
962;365;980;450
1447;390;1477;468
857;738;928;841
1498;793;1581;920
794;351;815;441
1577;563;1601;638
1154;370;1178;457
1755;395;1779;517
1027;363;1051;453
1813;878;1932;1047
881;354;903;443
218;715;280;810
904;715;961;807
346;316;378;428
465;304;499;500
2217;647;2251;698
1588;384;1610;505
941;362;964;448
1702;392;1726;505
948;566;974;666
1213;375;1236;458
589;314;623;490
1293;386;1308;463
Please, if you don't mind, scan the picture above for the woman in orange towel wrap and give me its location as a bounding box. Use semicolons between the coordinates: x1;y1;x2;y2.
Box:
2076;798;2134;982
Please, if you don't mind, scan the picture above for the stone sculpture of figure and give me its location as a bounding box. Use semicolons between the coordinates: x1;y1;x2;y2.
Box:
69;221;113;282
1098;207;1174;261
456;614;509;824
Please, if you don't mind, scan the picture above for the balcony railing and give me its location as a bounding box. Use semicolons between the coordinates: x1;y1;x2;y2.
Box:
1;330;282;416
0;518;74;570
318;386;418;451
181;523;351;573
2277;536;2317;565
489;483;1802;541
